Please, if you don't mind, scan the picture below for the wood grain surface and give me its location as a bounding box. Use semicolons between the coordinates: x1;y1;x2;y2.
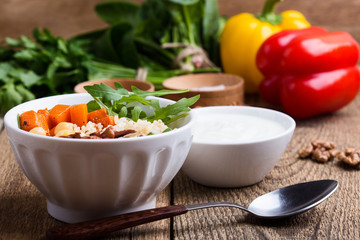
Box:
0;126;171;240
1;94;360;239
172;96;360;240
1;0;360;239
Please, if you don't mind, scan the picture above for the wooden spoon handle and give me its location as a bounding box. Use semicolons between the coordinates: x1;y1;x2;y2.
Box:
46;205;188;240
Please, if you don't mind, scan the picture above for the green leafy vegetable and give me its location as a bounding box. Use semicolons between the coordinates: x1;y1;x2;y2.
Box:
84;82;199;124
95;1;140;27
73;0;225;73
0;0;225;115
0;28;92;115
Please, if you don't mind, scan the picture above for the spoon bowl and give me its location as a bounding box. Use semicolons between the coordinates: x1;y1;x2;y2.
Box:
247;179;338;218
46;180;338;240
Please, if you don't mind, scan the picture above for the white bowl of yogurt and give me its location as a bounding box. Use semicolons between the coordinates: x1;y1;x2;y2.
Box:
181;106;295;187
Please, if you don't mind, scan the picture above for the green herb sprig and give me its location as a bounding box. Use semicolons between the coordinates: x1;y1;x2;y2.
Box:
84;82;199;125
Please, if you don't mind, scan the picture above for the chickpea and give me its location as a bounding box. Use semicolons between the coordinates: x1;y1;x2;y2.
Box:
29;127;47;136
54;122;74;136
55;129;75;137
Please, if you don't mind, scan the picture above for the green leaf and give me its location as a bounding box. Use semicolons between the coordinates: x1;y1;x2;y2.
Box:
116;95;151;106
0;63;14;83
131;86;188;97
33;28;57;45
134;37;175;68
0;28;95;114
5;38;21;47
95;1;140;26
202;0;223;65
19;70;41;88
57;38;68;54
86;100;101;112
20;36;38;49
203;0;220;46
149;99;161;112
13;49;38;61
84;82;128;102
131;106;143;121
15;84;36;102
146;95;199;124
0;47;14;61
83;83;198;124
0;83;23;114
137;0;171;42
115;29;140;68
94;23;137;65
119;106;128;118
167;0;200;5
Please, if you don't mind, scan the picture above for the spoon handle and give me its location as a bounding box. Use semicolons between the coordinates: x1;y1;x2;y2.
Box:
46;205;188;240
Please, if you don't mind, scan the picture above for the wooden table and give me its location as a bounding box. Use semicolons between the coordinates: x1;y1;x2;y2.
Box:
1;0;360;239
1;93;360;239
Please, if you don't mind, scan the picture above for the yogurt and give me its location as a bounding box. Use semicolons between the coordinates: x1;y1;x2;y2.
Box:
193;113;286;143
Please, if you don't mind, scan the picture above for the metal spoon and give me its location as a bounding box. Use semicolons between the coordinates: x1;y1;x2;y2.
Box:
46;179;338;240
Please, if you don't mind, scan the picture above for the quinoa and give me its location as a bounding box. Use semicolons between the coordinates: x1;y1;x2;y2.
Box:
72;116;168;138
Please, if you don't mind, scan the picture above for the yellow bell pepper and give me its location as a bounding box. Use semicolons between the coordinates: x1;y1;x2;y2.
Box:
220;0;311;93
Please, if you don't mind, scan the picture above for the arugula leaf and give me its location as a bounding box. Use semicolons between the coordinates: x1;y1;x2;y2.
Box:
84;83;198;124
84;83;127;102
131;85;189;97
119;106;128;118
86;100;101;112
131;106;143;121
116;95;151;106
146;95;199;124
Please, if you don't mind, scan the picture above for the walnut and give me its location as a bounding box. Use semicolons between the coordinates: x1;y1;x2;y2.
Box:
311;140;335;150
312;147;331;163
299;140;338;163
329;148;340;158
298;144;313;158
337;148;360;169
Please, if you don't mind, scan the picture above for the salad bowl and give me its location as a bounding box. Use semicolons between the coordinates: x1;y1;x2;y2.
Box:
4;93;194;223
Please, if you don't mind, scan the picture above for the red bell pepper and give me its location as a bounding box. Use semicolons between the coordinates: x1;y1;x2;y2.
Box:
256;26;360;118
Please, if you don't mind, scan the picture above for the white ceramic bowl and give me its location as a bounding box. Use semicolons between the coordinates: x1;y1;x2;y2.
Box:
181;106;295;188
4;93;194;223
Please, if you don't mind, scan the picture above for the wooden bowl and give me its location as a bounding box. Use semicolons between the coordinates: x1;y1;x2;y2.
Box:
74;78;155;93
162;73;244;107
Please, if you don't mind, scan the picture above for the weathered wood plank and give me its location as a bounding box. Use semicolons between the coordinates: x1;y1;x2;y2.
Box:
0;130;171;240
1;0;360;239
172;94;360;239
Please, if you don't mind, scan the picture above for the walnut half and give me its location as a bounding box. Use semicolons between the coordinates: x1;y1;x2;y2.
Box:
298;140;339;163
337;148;360;169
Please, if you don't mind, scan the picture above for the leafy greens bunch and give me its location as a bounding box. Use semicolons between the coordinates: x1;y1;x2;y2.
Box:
0;28;92;115
0;28;210;116
0;0;225;115
73;0;225;76
85;82;199;125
